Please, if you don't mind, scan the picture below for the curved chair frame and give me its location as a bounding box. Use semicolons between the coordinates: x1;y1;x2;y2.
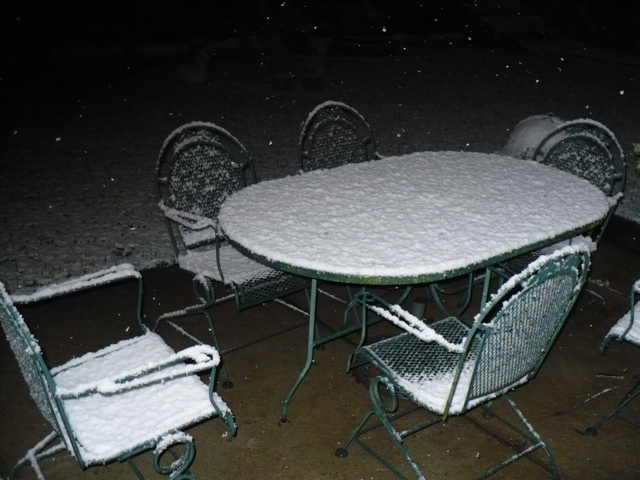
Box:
1;265;235;480
500;125;622;277
299;101;378;172
336;246;590;480
532;119;626;196
156;123;309;387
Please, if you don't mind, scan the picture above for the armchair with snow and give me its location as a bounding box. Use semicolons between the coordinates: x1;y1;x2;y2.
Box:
1;264;235;480
335;245;590;480
156;122;310;387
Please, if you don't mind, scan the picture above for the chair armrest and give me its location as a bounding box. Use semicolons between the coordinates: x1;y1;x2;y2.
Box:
11;264;141;304
370;304;466;353
158;201;217;231
56;344;220;398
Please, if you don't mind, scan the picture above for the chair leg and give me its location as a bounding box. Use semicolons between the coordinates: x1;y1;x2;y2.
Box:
335;377;435;480
586;375;640;436
9;431;65;480
337;385;560;480
481;396;560;480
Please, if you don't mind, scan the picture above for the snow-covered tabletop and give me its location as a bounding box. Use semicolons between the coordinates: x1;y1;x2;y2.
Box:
219;151;610;285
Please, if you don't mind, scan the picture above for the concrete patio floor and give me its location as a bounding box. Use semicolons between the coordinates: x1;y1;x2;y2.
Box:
2;215;640;480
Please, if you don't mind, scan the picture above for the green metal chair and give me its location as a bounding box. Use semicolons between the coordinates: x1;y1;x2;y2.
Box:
586;279;640;436
156;123;310;387
531;119;626;194
335;245;590;480
498;117;626;192
500;128;623;276
1;264;235;480
299;101;379;173
299;101;394;323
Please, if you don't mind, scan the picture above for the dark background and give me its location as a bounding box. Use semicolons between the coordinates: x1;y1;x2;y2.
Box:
3;1;639;73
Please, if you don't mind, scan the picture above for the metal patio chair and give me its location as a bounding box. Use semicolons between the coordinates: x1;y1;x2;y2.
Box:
299;101;392;323
156;122;309;387
531;119;626;194
498;117;626;191
1;264;235;480
500;129;623;276
336;245;590;480
586;279;640;435
299;100;379;173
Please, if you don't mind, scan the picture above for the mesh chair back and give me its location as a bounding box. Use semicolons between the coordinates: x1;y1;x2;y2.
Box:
0;284;67;442
157;126;256;254
540;134;615;195
157;121;226;178
533;120;625;195
299;101;377;172
464;248;589;405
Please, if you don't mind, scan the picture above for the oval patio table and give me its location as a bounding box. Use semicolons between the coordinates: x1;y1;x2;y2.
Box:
219;151;611;421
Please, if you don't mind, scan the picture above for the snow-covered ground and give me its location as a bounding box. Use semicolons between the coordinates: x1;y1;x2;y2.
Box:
2;39;639;295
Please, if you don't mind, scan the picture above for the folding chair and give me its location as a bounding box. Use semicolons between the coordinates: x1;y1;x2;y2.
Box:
336;245;590;480
299;100;379;173
586;279;640;435
156;122;310;387
1;264;235;480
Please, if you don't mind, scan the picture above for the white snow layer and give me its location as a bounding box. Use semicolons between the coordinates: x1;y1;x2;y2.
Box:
219;152;609;282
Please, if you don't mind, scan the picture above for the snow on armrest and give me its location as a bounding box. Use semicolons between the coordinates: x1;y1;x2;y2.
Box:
11;264;140;304
370;304;466;353
56;344;220;398
158;201;217;231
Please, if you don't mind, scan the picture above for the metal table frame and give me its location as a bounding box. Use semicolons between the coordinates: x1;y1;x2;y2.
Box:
219;152;610;422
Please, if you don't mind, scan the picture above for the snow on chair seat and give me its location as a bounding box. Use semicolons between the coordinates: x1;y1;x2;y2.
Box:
336;245;591;480
0;264;235;480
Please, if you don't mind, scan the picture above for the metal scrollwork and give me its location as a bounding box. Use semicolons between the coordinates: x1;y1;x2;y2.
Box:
153;433;196;480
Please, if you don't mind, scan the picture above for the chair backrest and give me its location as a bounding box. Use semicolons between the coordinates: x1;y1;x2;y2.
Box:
299;101;377;172
157;121;227;177
0;283;68;445
157;124;256;256
454;246;590;412
538;133;615;195
532;119;626;196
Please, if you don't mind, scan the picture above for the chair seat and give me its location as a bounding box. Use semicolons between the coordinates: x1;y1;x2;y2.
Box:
363;318;508;415
52;332;230;465
606;302;640;346
179;243;277;285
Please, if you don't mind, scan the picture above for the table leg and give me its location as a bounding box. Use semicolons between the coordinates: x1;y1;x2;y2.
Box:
279;281;413;422
280;278;319;423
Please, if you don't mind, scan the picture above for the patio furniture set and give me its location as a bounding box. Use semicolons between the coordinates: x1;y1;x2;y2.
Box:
1;102;636;480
